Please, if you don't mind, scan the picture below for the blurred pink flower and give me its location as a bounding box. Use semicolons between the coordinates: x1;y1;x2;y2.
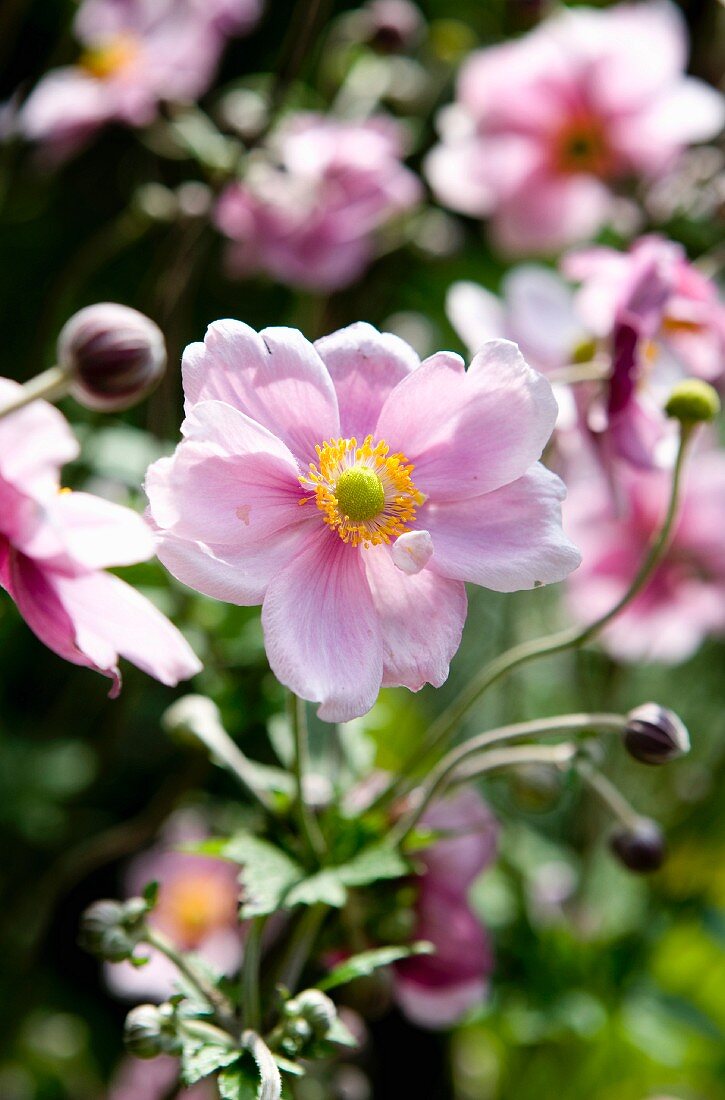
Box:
107;812;243;1000
394;788;498;1029
20;0;262;157
426;1;724;254
215;114;421;291
0;379;200;693
565;450;725;663
145;320;580;721
108;1053;214;1100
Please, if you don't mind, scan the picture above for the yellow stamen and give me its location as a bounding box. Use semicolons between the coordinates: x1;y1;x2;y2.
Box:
300;435;425;548
79;35;140;80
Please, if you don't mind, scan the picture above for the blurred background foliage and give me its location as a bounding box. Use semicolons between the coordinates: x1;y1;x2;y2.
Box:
1;0;724;1097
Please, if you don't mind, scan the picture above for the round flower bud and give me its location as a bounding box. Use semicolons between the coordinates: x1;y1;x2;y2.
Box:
79;896;149;961
609;819;666;873
364;0;424;53
124;1004;181;1059
664;379;720;424
295;989;338;1039
78;900;125;957
57;303;166;412
624;704;690;765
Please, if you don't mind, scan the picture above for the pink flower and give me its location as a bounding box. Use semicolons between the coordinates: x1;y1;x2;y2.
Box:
0;379;201;693
426;1;724;254
215;114;421;291
565;450;725;663
19;0;262;157
107;812;243;1000
145;320;580;722
108;1054;215;1100
394;788;497;1029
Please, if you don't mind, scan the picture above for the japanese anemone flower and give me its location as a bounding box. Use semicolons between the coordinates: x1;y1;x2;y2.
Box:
145;322;581;722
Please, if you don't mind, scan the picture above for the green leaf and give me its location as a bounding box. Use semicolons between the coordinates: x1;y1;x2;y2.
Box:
222;835;304;919
142;880;159;908
218;1061;261;1100
317;942;434;992
181;1039;240;1086
336;843;409;887
285;869;348;909
324;1015;360;1048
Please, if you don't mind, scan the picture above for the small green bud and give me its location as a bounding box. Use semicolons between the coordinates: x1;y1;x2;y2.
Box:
124;1004;182;1059
295;989;338;1039
79;896;150;962
664;379;720;424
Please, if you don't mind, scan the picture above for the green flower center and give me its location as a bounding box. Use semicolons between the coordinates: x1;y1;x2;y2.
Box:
335;465;386;522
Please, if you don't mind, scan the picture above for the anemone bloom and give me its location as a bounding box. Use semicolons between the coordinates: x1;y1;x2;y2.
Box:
19;0;262;158
565;450;725;663
394;788;497;1029
425;1;724;254
146;321;580;722
0;379;200;693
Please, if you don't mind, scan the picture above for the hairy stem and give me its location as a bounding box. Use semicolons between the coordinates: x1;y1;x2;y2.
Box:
288;694;326;863
144;928;235;1031
0;365;70;420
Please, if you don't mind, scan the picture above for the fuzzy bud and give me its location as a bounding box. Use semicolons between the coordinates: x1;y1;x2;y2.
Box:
295;989;338;1039
79;896;149;961
364;0;423;52
664;379;720;424
609;819;666;873
124;1003;182;1059
624;704;690;765
57;303;166;412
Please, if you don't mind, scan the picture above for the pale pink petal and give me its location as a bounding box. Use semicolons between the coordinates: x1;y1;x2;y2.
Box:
364;545;466;691
445;282;506;356
391;529;434;575
422;463;581;592
503;265;583;369
19;68;114;150
619;79;725;167
0;380;78;495
376;341;557;499
394;974;487;1030
421;789;498;889
261;529;383;722
314;322;418;440
52;571;202;687
181;321;339;462
492;175;612;257
588;0;687;111
36;491;155;570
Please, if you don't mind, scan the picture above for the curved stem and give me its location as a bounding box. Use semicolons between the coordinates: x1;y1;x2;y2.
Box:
371;428;693;814
576;759;642;830
288;694;326;863
390;713;623;846
276;903;327;995
0;365;70;420
144;928;235;1030
241;917;265;1031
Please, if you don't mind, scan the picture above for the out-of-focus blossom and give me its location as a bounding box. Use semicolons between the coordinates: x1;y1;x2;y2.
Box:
426;1;724;254
106;813;242;1000
394;788;497;1029
19;0;262;157
145;320;580;722
363;0;425;53
0;380;201;692
108;1053;215;1100
215;114;422;291
565;451;725;663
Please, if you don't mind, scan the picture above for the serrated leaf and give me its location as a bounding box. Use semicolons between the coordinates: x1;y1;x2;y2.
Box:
324;1016;359;1047
272;1054;305;1077
218;1062;260;1100
221;835;304;919
285;869;347;909
181;1039;240;1086
317;942;434;992
336;844;409;887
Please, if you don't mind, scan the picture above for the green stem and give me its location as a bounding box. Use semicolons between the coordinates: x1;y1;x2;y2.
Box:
370;428;693;814
288;694;326;863
241;917;265;1032
576;759;642;830
276;903;327;994
0;365;70;420
145;928;235;1030
390;712;623;846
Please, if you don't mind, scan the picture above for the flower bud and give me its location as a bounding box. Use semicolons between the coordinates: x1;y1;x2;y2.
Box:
664;379;720;424
364;0;424;53
609;819;666;873
79;896;149;961
295;989;338;1039
57;303;166;412
624;704;690;765
124;1003;181;1059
